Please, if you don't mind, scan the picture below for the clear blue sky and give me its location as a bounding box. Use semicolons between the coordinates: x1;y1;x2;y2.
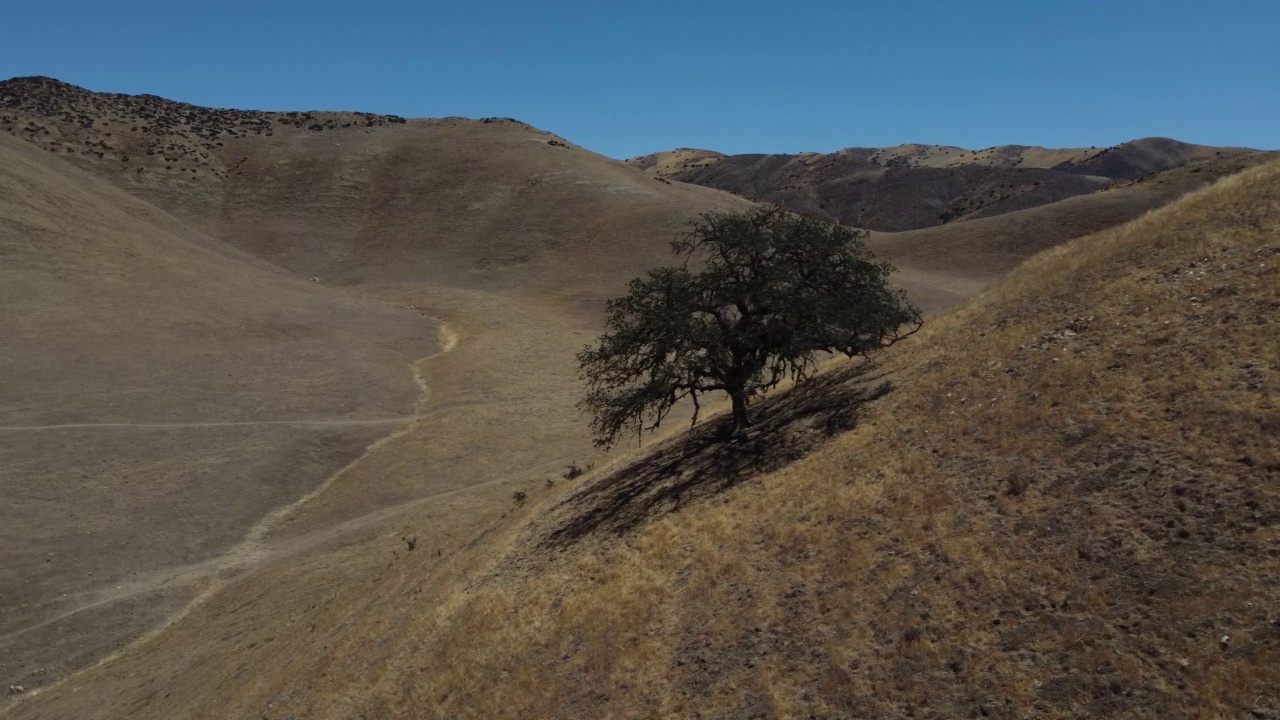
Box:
3;1;1276;158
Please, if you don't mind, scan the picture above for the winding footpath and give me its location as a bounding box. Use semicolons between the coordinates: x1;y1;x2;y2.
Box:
2;318;463;707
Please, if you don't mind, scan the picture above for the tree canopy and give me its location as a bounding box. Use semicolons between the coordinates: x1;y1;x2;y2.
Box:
577;206;921;448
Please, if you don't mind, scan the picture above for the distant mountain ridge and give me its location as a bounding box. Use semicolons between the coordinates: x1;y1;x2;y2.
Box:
3;74;1266;239
626;138;1260;231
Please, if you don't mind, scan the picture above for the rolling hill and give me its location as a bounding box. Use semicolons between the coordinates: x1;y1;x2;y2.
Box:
1;76;1274;719
0;76;750;703
11;138;1275;720
1;76;742;293
5;139;1269;717
0;130;439;693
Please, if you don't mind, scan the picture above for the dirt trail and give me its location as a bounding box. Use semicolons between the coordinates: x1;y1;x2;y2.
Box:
1;319;461;704
2;288;612;715
2;416;545;657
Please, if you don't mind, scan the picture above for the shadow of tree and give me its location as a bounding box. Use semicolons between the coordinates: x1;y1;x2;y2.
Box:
541;361;892;548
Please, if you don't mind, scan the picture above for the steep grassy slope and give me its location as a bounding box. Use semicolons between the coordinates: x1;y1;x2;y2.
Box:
865;157;1269;312
0;133;436;425
405;160;1274;719
0;130;441;693
47;159;1273;720
627;138;1265;232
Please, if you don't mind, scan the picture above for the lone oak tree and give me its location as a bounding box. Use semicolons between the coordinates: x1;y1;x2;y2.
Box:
578;206;921;448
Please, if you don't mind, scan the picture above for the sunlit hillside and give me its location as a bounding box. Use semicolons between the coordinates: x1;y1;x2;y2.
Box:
271;158;1275;720
1;76;1274;720
0;77;751;704
0;131;437;690
10;153;1275;720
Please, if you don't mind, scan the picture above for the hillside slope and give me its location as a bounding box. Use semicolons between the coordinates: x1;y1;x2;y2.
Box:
41;158;1271;720
0;131;440;693
1056;136;1238;181
865;155;1268;313
403;160;1275;719
627;138;1264;232
7;77;1264;317
0;76;743;296
0;76;755;548
3;77;1273;719
0;77;753;704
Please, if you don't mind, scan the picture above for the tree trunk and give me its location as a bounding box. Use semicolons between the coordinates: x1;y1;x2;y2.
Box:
729;390;752;433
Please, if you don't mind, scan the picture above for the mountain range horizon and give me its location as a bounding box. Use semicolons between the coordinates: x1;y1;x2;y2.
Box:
7;75;1274;161
3;75;1270;239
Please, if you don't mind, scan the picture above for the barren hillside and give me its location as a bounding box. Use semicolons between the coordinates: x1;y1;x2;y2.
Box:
864;155;1272;311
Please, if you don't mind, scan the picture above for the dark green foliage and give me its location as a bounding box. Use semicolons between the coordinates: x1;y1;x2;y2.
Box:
578;206;921;448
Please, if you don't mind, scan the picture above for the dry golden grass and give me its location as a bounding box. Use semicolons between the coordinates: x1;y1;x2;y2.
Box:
868;154;1273;289
3;78;1275;719
116;158;1277;720
0;130;440;692
0;78;748;710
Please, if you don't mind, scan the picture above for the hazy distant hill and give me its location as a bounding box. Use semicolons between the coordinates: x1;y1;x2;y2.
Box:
626;138;1262;231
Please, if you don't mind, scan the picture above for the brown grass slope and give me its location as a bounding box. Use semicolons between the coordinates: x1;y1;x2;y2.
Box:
626;139;1266;232
0;77;752;547
8;76;1264;317
89;158;1276;720
865;154;1274;314
0;76;744;296
3;77;1272;719
0;77;753;710
0;130;439;694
